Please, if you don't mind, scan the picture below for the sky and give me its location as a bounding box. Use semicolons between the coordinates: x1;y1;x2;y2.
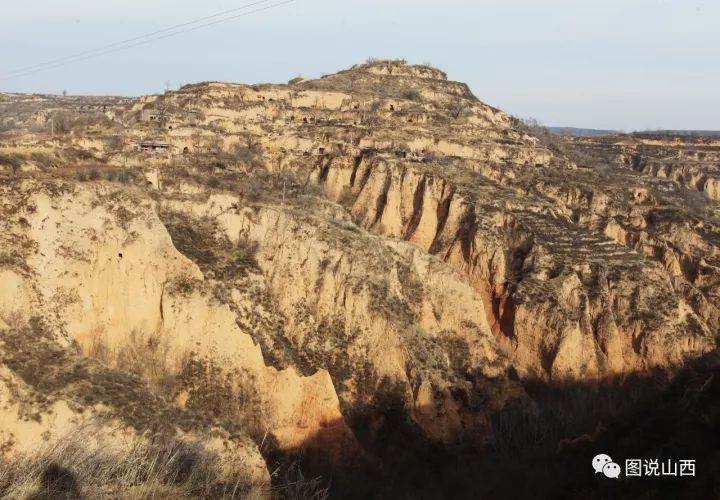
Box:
0;0;718;131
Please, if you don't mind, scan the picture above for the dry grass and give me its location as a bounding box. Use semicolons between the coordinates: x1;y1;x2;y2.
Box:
0;321;330;499
114;328;178;401
159;211;259;281
272;464;328;500
0;423;263;500
84;326;268;435
489;374;670;459
0;426;331;500
178;357;269;439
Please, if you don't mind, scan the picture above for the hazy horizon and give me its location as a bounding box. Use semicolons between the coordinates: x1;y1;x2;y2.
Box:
1;0;718;131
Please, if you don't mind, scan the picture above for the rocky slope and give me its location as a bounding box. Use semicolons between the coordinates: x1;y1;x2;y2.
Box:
0;92;132;132
551;133;720;336
133;61;716;382
1;60;719;498
0;177;353;457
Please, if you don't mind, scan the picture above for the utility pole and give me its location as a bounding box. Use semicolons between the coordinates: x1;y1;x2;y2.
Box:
51;118;54;138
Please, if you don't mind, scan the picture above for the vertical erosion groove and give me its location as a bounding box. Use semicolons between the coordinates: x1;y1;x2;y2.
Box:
428;185;455;255
404;176;427;240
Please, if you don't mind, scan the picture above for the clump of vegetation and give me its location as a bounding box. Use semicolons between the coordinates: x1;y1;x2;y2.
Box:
232;134;266;172
337;186;356;209
401;90;422;101
63;147;98;163
111;328;177;399
489;377;659;459
0;321;330;499
52;110;114;134
364;57;407;66
159;211;260;280
0;153;22;173
75;168;136;184
0;120;17;132
273;463;329;500
396;262;423;305
510;116;570;160
178;357;267;438
103;170;131;183
29;152;55;171
75;168;101;181
186;132;265;172
107;134;123;151
0;425;264;500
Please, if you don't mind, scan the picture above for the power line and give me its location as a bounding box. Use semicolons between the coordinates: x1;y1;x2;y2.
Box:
0;0;270;78
0;1;293;82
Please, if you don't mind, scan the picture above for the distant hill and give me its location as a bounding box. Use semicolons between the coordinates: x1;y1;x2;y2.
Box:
632;130;720;137
549;127;620;137
550;127;720;138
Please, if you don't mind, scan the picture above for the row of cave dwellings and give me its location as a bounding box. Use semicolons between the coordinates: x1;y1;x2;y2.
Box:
242;93;435;124
173;94;513;162
276;108;431;130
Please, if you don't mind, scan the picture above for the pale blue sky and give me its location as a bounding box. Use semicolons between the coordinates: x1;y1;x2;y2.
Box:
1;0;717;130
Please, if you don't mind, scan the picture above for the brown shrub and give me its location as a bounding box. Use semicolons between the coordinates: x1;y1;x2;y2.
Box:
160;212;260;281
0;423;264;500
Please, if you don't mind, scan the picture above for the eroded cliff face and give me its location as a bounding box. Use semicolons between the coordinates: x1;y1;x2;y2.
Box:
0;178;350;464
538;135;720;341
0;322;270;493
621;138;720;201
0;172;521;465
122;60;716;384
273;154;714;381
159;188;519;445
3;60;720;498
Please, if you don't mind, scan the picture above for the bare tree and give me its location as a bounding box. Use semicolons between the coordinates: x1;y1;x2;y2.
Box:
10;158;21;174
448;96;467;120
53;111;73;134
244;133;260;152
191;131;203;154
108;133;123;152
210;134;222;155
347;71;360;92
233;133;264;172
322;108;334;124
158;102;174;128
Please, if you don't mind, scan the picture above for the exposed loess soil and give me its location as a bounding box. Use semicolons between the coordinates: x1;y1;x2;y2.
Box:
1;60;719;499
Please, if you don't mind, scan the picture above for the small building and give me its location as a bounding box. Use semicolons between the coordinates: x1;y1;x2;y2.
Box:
141;109;172;123
140;140;172;153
